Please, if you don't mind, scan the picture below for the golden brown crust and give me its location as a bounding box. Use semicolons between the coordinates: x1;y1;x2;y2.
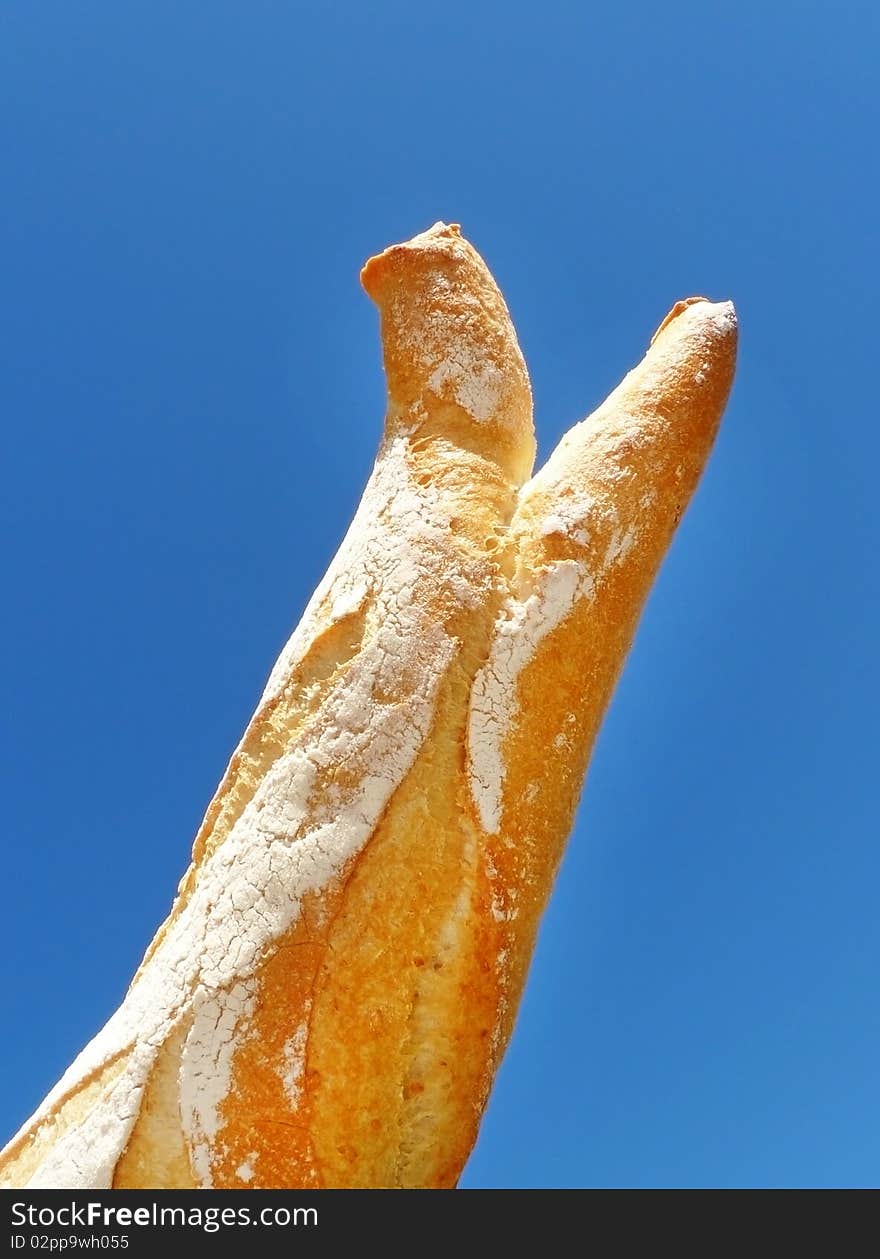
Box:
362;222;535;484
470;299;737;1059
0;226;736;1190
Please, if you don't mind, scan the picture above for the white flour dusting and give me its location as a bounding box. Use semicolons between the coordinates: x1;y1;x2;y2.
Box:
538;491;595;547
427;351;503;422
279;1020;310;1109
604;526;637;568
234;1155;257;1183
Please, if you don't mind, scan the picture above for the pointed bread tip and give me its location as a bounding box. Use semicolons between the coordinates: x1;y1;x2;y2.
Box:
651;296;737;346
360;222;464;298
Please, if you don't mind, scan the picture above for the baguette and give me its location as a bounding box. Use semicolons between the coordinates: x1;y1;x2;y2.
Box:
0;224;736;1189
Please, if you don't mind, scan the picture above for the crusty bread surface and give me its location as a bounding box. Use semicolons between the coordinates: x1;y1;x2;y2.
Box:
0;225;736;1189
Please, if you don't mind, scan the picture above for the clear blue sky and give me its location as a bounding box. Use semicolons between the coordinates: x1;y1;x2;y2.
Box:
1;3;877;1189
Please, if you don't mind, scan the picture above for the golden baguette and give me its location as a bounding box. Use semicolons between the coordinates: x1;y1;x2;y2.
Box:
0;224;736;1189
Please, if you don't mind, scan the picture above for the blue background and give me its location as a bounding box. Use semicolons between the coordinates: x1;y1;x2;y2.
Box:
1;3;877;1188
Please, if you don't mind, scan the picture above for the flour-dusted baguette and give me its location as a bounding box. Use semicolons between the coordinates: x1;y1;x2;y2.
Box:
468;296;737;1058
0;225;736;1189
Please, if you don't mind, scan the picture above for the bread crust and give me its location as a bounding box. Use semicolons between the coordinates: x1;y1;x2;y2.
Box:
0;225;736;1189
